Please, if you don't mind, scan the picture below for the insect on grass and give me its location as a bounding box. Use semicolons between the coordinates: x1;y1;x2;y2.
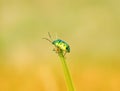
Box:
43;32;70;56
43;32;75;91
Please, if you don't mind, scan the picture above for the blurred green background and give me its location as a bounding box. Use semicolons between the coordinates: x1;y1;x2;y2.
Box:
0;0;120;91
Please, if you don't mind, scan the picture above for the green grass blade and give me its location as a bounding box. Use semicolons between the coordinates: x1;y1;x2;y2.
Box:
58;52;75;91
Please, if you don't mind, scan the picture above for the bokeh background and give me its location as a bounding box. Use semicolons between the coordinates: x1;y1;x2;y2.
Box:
0;0;120;91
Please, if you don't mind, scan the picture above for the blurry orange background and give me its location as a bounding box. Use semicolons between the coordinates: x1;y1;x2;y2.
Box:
0;0;120;91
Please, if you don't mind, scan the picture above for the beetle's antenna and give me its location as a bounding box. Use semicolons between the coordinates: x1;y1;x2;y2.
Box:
42;38;52;43
48;32;53;41
42;32;54;43
42;32;53;43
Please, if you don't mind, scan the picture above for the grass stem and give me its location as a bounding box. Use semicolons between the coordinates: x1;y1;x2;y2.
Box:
58;52;75;91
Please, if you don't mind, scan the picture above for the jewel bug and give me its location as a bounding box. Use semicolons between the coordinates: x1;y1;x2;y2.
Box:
43;32;70;56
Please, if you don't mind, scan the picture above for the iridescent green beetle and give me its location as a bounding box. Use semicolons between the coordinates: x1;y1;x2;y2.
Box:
43;32;70;56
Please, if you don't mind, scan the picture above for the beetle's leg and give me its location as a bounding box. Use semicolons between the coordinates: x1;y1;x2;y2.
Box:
56;47;61;53
53;47;60;53
63;51;67;57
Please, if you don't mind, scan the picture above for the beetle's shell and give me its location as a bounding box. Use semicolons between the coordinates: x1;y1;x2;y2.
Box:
52;39;70;53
